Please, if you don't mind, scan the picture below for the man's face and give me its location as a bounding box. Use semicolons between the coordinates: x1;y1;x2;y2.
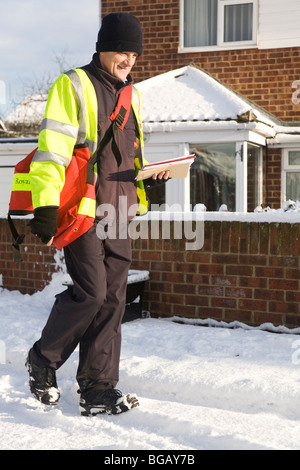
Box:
99;51;138;81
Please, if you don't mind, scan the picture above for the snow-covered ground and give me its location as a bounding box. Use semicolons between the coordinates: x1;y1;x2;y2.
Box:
1;266;300;450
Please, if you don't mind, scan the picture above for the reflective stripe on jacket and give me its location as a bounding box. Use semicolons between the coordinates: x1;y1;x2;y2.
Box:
29;68;148;216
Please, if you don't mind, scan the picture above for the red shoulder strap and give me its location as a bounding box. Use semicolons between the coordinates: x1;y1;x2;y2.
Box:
109;84;132;130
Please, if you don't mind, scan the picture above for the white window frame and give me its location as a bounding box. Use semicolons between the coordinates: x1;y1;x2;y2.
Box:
179;0;258;53
236;142;262;212
281;148;300;202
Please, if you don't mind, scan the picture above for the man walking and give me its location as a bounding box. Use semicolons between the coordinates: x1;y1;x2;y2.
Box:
26;12;168;416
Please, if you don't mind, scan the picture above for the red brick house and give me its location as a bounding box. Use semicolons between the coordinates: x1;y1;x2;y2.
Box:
102;0;300;121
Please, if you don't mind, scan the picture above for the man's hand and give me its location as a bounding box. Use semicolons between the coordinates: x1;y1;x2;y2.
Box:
152;170;170;180
46;237;54;247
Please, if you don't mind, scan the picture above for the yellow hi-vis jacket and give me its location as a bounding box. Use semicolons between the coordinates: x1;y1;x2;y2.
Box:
29;68;148;218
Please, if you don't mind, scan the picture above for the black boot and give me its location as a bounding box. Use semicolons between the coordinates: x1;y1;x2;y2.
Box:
79;388;139;416
25;354;60;405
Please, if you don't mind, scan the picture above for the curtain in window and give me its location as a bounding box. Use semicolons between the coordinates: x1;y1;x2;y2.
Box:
286;151;300;201
288;151;300;165
223;3;253;42
184;0;218;47
286;173;300;202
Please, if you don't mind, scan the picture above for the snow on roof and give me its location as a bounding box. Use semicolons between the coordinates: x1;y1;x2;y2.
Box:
5;94;47;125
135;65;278;126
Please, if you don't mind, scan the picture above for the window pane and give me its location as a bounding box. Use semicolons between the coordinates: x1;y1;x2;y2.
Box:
288;151;300;166
184;0;218;47
247;144;260;211
190;143;236;211
224;3;253;42
286;173;300;201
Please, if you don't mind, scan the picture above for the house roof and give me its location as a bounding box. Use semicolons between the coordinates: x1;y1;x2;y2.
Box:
5;94;47;125
135;65;300;145
135;65;279;126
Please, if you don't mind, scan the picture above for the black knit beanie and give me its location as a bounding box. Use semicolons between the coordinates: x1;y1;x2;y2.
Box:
96;12;143;56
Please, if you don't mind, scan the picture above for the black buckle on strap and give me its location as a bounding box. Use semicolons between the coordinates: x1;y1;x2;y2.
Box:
114;106;127;129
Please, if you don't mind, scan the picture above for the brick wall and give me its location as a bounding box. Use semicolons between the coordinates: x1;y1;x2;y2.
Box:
131;219;300;329
263;148;282;209
0;219;57;294
1;218;300;329
101;0;300;122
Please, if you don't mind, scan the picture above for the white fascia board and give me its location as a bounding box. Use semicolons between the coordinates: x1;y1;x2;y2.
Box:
143;121;270;146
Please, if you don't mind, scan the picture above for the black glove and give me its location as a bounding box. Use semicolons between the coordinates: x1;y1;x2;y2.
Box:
29;207;58;244
144;176;170;187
